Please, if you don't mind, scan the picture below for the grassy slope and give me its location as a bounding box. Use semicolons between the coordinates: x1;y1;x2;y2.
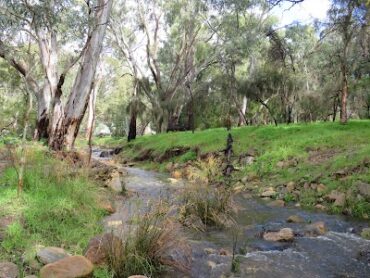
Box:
0;144;106;275
95;120;370;218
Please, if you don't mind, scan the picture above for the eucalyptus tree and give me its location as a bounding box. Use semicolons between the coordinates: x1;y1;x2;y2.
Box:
325;0;367;123
0;0;113;150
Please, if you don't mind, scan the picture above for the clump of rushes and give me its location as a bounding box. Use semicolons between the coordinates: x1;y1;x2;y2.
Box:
107;202;191;277
179;156;236;230
0;145;105;262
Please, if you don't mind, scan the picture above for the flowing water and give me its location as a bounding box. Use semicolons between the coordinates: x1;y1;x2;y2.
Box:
93;149;370;278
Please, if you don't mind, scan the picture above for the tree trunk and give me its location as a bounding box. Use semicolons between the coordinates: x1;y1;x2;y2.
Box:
49;0;113;151
340;63;349;124
128;81;138;142
86;81;98;141
237;96;248;126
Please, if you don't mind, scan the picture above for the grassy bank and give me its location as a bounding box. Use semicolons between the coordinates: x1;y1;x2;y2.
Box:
0;144;106;275
94;120;370;219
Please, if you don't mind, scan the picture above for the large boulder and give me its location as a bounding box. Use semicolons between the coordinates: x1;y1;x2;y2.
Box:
106;171;125;193
304;221;327;236
0;262;18;278
37;247;70;265
84;233;122;266
40;256;93;278
263;228;294;242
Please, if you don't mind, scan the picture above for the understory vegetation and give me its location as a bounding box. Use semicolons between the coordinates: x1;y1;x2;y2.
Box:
0;144;105;273
107;203;191;277
96;120;370;219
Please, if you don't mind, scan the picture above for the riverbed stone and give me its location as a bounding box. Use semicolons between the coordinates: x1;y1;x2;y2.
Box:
40;255;93;278
304;221;327;236
260;187;277;198
267;200;285;207
0;262;18;278
263;228;294;242
287;215;304;223
84;233;122;265
37;247;70;265
360;228;370;240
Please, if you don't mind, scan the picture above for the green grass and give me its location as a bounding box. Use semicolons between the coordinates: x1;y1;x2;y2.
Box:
94;120;370;219
0;144;105;274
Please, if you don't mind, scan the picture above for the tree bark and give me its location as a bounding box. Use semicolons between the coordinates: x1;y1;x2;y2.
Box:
49;0;113;151
340;63;349;124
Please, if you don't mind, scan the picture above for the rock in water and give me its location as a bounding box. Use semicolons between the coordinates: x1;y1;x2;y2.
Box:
0;262;18;278
37;247;70;265
260;187;277;198
263;228;294;242
267;200;285;207
287;215;304;223
304;221;327;236
39;256;93;278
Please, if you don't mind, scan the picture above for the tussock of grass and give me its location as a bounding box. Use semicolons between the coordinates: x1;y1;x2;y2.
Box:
0;144;105;263
108;203;191;277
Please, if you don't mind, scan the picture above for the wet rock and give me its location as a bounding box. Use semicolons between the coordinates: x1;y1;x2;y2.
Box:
207;261;217;269
287;215;304;223
84;233;122;266
37;247;70;265
40;255;93;278
360;228;370;240
316;183;327;193
249;241;291;252
286;181;295;193
325;190;346;206
260;187;277;198
357;182;370;199
219;249;230;256
204;248;216;255
0;262;18;278
304;221;327;236
167;178;179;184
357;248;370;265
295;203;301;208
263;228;294;242
267;200;285;207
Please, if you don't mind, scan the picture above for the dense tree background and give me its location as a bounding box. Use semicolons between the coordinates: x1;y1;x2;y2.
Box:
0;0;369;144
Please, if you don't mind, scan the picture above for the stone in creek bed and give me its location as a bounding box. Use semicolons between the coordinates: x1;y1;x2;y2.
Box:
263;228;294;242
249;241;291;252
287;215;305;223
304;221;327;236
